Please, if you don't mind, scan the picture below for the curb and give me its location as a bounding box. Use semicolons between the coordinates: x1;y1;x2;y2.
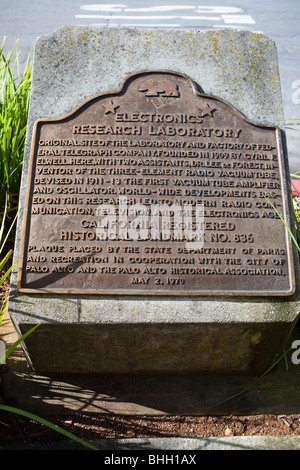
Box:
0;436;300;451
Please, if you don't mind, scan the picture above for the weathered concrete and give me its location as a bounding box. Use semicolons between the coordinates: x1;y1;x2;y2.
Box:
8;26;300;375
1;436;300;451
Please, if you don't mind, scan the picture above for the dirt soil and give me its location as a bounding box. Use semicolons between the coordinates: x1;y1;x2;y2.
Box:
0;410;300;444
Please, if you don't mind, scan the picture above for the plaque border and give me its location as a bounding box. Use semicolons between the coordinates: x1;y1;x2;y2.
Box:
17;70;296;296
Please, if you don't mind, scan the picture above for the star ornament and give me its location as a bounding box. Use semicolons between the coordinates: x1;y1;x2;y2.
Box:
102;100;119;114
199;103;216;117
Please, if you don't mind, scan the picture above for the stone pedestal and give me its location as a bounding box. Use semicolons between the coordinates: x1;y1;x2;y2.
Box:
8;27;300;375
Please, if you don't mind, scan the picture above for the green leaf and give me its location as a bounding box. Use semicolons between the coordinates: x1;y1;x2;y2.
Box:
0;300;6;325
0;404;99;450
0;249;12;271
0;259;18;287
0;323;40;364
265;197;300;252
208;347;292;409
291;195;300;242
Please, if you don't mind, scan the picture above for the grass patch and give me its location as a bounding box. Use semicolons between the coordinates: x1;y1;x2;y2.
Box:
0;38;31;246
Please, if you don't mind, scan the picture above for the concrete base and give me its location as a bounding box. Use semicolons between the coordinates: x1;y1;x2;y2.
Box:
1;436;300;451
2;309;300;417
7;289;300;375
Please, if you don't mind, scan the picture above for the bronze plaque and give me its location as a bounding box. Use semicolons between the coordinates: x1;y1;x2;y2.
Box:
17;71;295;296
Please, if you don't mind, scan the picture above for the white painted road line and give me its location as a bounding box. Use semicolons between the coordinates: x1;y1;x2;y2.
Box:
76;14;175;19
79;5;196;12
222;15;256;24
91;23;183;27
77;4;256;27
80;4;127;11
181;16;221;21
124;6;197;12
195;6;243;13
79;5;244;14
76;15;222;21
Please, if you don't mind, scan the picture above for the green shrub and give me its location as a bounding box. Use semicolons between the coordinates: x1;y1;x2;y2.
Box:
0;38;31;245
